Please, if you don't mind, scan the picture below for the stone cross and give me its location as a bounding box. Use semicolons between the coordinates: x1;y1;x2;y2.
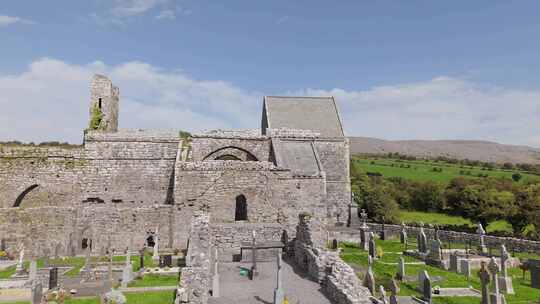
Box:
498;244;514;294
250;230;258;279
477;223;488;255
368;232;377;259
273;251;284;304
478;261;491;304
488;257;506;304
212;248;220;298
500;245;509;278
360;209;368;229
389;279;399;304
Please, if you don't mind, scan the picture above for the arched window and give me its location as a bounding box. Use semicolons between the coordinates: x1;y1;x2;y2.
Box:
215;155;242;161
13;184;39;207
235;194;248;221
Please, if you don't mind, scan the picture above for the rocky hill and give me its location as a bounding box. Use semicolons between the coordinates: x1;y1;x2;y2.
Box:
349;137;540;164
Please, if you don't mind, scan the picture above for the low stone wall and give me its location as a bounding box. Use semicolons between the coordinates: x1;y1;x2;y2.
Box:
294;214;371;304
330;223;540;254
177;213;212;304
211;222;283;258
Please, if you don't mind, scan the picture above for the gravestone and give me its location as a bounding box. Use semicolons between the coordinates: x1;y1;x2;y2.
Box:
399;222;407;244
368;232;377;259
250;230;258;279
49;267;58;289
0;239;5;251
160;255;173;268
273;251;284;304
103;289;126;304
488;257;506;304
31;280;43;304
530;259;540;289
449;251;460;273
15;243;26;276
121;248;133;288
498;244;514;294
417;223;428;254
380;220;386;241
379;285;388;304
363;259;375;295
422;270;432;304
153;226;160;260
139;249;145;270
359;209;370;251
29;259;37;282
478;261;490;304
477;223;488;255
213;248;220;298
460;259;471;277
396;257;405;281
331;239;338;250
389;279;399;304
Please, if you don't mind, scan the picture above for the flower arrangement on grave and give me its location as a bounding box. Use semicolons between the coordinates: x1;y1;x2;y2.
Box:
376;246;384;259
0;250;6;259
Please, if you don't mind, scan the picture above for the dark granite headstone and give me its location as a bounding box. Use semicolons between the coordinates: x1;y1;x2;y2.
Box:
139;250;145;270
331;239;338;250
49;267;58;289
164;254;173;267
529;259;540;289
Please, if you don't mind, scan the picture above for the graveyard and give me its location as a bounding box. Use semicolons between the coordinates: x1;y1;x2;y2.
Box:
335;212;540;304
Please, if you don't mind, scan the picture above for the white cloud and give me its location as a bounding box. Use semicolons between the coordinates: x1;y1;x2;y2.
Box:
156;9;175;20
110;0;164;17
0;58;539;148
0;15;33;27
0;58;260;144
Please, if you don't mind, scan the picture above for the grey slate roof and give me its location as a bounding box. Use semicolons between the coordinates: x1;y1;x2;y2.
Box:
272;139;321;176
262;96;345;138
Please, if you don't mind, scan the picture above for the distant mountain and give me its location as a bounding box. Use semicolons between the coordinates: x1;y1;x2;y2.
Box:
348;137;540;164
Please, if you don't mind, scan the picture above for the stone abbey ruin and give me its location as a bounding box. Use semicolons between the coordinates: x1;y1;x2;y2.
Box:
0;74;351;256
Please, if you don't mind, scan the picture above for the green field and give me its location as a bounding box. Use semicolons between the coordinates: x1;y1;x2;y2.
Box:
352;156;540;183
340;238;540;304
397;210;513;233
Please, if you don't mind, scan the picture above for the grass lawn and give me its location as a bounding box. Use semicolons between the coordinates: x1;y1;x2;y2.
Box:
397;209;513;233
352;157;540;184
60;290;176;304
340;238;540;304
128;274;179;287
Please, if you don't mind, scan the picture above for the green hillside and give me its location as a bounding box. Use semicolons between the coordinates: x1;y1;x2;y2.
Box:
352;156;540;184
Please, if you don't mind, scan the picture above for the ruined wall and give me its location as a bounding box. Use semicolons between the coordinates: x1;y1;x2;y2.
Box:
294;214;371;304
0;204;183;257
174;161;327;230
178;213;212;304
0;145;85;208
81;130;179;205
190;132;270;162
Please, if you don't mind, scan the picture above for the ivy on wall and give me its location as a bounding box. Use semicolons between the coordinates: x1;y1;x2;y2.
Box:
89;104;104;130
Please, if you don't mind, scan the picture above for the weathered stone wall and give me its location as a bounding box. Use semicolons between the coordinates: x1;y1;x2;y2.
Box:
0;146;85;208
190;135;270;162
0;205;183;257
211;222;283;250
294;214;371;304
174;161;327;230
313;138;351;225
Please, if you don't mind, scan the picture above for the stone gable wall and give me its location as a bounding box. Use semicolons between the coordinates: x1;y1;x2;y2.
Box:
189;137;270;162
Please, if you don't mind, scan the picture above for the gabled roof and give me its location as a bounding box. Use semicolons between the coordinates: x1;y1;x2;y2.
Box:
262;96;344;137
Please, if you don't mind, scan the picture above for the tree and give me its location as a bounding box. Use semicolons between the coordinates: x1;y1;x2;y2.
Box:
410;181;446;212
512;173;522;182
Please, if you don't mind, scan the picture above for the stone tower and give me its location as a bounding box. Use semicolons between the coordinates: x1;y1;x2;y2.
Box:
89;74;119;132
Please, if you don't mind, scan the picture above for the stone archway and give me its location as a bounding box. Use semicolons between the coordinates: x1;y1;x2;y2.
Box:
13;184;39;207
203;146;258;161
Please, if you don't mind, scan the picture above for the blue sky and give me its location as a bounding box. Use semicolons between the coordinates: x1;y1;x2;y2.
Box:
1;0;539;147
